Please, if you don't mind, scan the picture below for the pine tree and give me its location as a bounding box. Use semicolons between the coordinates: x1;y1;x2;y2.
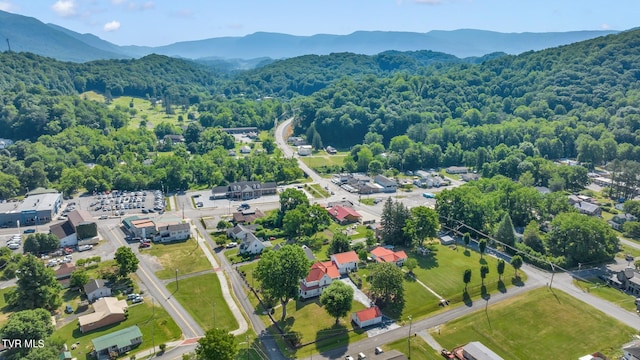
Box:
495;213;516;254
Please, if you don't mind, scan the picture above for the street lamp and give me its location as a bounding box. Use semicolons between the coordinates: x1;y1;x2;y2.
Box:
408;315;413;359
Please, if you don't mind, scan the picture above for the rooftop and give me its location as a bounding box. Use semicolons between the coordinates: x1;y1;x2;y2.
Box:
354;306;382;322
331;251;359;265
79;297;128;327
91;325;142;351
305;261;340;283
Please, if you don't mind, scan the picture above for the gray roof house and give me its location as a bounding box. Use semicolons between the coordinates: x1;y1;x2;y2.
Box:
84;279;111;302
609;213;637;231
373;175;397;193
92;325;142;359
623;338;640;360
573;201;602;216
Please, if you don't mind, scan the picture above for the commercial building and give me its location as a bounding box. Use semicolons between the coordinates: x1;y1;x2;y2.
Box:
122;215;190;243
79;297;128;333
0;190;62;228
211;181;277;201
50;210;97;247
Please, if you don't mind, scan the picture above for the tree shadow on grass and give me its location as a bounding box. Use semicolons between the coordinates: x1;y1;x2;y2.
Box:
377;298;405;321
479;258;487;265
404;272;417;282
315;323;349;353
463;249;471;257
463;291;473;307
497;280;506;293
511;276;524;287
481;285;491;301
414;252;439;270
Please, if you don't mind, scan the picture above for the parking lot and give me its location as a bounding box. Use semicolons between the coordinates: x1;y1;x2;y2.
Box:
74;189;166;219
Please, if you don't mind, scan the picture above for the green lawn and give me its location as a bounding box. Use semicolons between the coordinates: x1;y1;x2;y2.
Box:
410;243;523;304
101;96;196;130
145;239;212;279
300;155;346;169
309;184;330;198
574;278;637;312
386;335;442;360
53;300;181;360
167;273;238;332
432;287;635;360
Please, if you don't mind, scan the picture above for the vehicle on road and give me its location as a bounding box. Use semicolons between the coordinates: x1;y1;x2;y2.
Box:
23;229;35;234
345;356;354;360
139;242;151;249
423;192;436;199
441;349;454;359
357;353;366;359
374;347;383;354
131;296;143;304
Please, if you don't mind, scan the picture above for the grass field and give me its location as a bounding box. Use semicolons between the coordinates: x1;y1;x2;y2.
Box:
0;286;15;326
411;243;523;304
574;278;637;312
386;335;442;360
53;300;181;360
300;155;347;169
167;273;238;332
432;287;635;359
145;239;212;279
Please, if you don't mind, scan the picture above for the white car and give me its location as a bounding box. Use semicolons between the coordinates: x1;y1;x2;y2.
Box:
226;242;238;248
7;243;19;250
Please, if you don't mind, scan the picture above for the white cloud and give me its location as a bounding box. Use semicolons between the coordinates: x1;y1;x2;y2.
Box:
141;1;155;10
103;20;121;32
51;0;77;17
111;0;125;4
0;1;17;12
600;23;611;30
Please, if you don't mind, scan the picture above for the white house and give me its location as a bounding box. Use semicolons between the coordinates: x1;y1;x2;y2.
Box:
299;261;341;299
298;145;312;156
84;279;111;302
373;175;397;193
238;232;271;255
227;224;253;240
330;251;359;274
351;306;383;328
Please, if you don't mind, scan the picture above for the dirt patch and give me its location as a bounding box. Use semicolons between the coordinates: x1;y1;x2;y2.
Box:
202;217;218;230
138;253;164;273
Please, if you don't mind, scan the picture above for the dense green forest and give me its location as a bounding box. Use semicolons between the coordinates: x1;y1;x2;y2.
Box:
0;29;640;203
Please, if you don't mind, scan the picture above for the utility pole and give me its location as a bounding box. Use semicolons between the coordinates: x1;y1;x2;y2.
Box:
152;297;156;355
549;263;555;288
246;335;249;360
6;38;10;52
408;315;413;359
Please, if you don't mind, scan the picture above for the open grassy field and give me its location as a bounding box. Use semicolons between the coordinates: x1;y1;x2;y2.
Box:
53;300;181;360
300;155;347;169
167;273;238;332
385;335;442;360
411;243;523;304
0;286;15;326
145;239;212;279
432;287;635;359
574;278;637;312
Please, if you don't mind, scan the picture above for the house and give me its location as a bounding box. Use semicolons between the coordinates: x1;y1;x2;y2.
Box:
453;341;504;360
534;186;551;194
78;297;128;333
287;136;306;146
446;166;469;174
373;175;397;193
240;145;252;154
220;127;258;135
609;213;637;231
228;149;236;157
84;279;111;302
91;325;142;359
123;217;157;239
299;261;341;299
227;224;254;240
351;306;383;328
50;209;97;247
623;338;640;360
163;134;185;144
238;232;271;255
330;251;359;274
611;269;640;296
298;145;312;156
460;173;480;182
55;263;77;289
232;209;265;224
325;146;337;155
59;351;73;360
155;219;190;243
370;246;408;266
328;206;362;224
573;201;602;216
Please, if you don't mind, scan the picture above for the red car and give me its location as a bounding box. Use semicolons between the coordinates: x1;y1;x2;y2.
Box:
139;242;151;249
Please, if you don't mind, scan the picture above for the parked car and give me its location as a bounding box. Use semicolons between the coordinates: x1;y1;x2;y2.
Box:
78;245;93;252
357;353;367;360
139;242;151;249
7;243;19;250
65;304;73;314
131;296;143;304
345;356;354;360
226;242;238;248
374;347;383;355
23;229;35;234
127;293;140;300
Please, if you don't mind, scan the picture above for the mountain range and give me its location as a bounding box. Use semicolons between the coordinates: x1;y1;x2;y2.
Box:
0;10;620;63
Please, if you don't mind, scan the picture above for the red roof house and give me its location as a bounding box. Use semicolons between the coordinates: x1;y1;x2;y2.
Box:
330;251;360;274
328;206;362;224
351;306;383;328
299;261;341;299
370;246;408;266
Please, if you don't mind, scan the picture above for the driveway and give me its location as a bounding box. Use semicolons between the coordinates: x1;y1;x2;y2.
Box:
339;277;372;307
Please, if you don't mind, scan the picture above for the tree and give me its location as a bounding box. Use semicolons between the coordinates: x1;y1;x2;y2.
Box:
279;188;309;213
463;233;471;249
404;206;439;247
365;230;376;249
510;255;523;278
547;212;618;267
9;255;61;310
405;258;418;274
463;269;472;292
0;308;54;357
254;245;310;321
195;328;237;360
623;221;640;239
114;246;139;278
216;220;232;230
496;259;505;281
478;239;487;259
380;198;411;246
369;262;404;306
262;138;276;154
22;233;60;255
480;265;490;286
320;281;354;324
70;269;89;289
523;220;545;253
495;213;516;253
328;232;351;256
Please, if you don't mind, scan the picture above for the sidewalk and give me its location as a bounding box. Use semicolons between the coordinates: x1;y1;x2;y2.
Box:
190;221;249;335
136;339;183;359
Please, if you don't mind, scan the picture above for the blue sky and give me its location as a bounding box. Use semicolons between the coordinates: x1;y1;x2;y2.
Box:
1;0;638;46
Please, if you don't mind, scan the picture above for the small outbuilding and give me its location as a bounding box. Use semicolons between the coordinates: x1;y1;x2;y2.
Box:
351;306;383;328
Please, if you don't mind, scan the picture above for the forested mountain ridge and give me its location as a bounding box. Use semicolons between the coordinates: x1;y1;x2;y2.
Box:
294;28;640;165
